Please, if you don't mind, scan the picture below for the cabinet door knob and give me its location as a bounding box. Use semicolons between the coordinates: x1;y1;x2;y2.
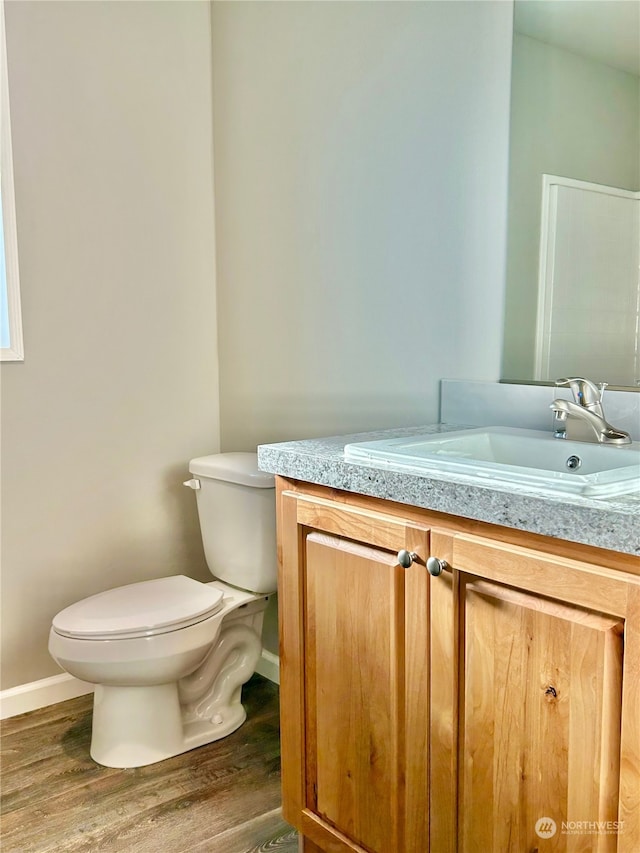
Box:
397;549;418;568
426;556;449;577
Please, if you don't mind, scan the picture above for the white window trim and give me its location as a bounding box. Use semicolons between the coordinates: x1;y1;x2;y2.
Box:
1;0;23;362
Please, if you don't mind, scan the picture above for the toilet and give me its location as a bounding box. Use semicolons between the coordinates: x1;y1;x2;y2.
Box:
48;453;277;769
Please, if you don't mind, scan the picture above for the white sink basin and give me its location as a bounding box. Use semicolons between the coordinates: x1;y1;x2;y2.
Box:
344;427;640;497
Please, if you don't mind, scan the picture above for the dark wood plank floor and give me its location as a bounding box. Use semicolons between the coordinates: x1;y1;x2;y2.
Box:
1;674;298;853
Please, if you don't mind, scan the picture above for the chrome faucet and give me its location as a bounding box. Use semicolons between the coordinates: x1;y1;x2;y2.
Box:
550;377;631;445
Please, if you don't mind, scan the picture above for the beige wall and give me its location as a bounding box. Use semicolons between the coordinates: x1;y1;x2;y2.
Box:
212;0;513;451
1;1;220;689
1;0;515;688
503;33;640;380
211;1;513;654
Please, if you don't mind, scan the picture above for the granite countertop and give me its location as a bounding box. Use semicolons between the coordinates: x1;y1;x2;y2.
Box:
257;424;640;557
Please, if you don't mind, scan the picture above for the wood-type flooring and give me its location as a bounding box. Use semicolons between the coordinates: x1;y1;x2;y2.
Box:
1;674;297;853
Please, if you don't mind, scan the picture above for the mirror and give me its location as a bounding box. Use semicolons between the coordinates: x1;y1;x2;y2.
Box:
501;0;639;388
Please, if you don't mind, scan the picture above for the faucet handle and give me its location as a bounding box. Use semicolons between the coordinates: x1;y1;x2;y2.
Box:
555;377;602;407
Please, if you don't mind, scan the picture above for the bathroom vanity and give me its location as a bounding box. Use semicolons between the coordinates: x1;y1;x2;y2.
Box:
258;424;640;853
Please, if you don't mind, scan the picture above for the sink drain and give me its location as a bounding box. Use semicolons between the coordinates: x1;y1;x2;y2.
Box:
566;455;582;471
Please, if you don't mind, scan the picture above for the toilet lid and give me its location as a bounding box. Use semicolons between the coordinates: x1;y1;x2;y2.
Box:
52;576;224;640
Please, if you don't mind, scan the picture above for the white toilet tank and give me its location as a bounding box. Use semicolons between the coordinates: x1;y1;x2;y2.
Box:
187;453;277;594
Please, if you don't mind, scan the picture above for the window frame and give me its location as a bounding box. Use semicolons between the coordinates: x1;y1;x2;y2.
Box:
0;0;23;362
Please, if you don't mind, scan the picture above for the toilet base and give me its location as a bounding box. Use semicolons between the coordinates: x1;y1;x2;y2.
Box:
91;682;185;768
90;680;250;769
88;604;264;768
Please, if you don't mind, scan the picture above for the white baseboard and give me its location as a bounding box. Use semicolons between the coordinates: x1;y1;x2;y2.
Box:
255;649;280;685
0;673;94;720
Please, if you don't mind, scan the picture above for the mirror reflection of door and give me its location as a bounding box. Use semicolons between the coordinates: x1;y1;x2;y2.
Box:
502;0;640;386
535;175;640;385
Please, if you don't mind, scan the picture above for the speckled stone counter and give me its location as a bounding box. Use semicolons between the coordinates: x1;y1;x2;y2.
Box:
257;424;640;557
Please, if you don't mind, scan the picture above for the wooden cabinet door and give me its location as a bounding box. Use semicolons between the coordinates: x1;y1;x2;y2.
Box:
279;490;430;853
430;529;640;853
305;531;402;852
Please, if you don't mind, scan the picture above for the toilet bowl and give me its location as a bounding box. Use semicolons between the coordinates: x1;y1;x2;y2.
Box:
48;453;277;768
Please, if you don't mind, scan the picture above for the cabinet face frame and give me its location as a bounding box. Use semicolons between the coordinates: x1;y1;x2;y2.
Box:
276;479;640;853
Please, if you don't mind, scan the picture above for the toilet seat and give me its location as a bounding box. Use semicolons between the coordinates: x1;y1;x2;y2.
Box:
52;576;224;641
